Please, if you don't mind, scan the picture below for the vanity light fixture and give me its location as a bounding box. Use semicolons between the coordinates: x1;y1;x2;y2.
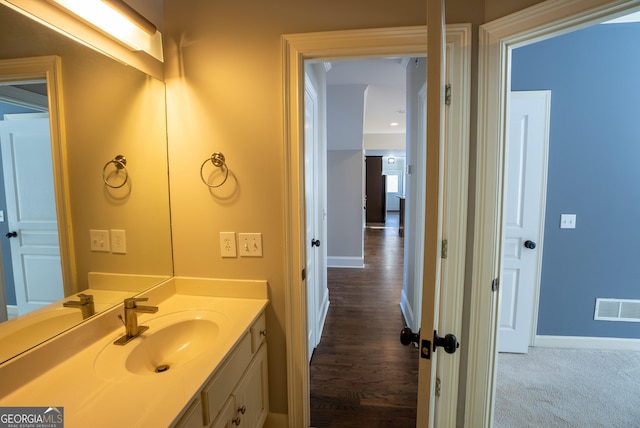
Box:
48;0;163;61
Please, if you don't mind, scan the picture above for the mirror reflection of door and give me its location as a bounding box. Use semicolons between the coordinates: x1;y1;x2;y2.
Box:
0;83;63;321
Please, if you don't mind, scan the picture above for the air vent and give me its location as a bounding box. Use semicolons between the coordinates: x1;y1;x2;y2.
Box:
595;298;640;322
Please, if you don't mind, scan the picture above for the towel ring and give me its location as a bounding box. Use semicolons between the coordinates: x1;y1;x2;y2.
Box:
200;152;229;188
102;155;128;189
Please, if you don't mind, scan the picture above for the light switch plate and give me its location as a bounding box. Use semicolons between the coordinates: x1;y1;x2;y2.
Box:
239;233;263;257
560;214;576;229
90;229;110;252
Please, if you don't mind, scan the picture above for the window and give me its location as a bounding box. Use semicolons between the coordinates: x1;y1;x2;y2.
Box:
386;174;399;193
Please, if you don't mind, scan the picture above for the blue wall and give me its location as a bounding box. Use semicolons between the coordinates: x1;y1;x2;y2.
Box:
512;23;640;338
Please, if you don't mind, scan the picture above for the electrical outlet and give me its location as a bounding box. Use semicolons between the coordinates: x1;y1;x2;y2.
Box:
110;229;127;254
560;214;576;229
239;233;263;257
90;229;110;252
220;232;237;257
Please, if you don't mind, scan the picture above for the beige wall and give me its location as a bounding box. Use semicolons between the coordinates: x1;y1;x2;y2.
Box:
64;54;173;288
162;0;548;420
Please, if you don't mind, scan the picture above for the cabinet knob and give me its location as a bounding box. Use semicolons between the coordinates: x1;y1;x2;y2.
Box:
232;416;242;426
259;329;267;337
238;405;247;415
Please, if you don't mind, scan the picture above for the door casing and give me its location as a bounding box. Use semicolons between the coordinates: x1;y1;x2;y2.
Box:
467;1;640;426
0;56;75;320
282;24;471;427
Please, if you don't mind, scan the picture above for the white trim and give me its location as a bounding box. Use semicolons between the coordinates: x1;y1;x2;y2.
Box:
534;335;640;351
282;24;471;428
6;305;18;320
467;1;640;427
326;256;364;268
400;288;416;330
0;57;76;300
317;293;329;339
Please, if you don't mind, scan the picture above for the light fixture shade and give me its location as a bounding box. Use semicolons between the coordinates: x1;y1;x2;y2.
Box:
48;0;163;61
102;0;156;35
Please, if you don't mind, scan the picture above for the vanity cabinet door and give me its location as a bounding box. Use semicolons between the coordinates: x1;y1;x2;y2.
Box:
210;396;236;428
176;398;204;428
232;344;269;428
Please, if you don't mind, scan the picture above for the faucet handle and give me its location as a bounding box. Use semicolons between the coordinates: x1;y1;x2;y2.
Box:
124;297;148;308
77;293;93;304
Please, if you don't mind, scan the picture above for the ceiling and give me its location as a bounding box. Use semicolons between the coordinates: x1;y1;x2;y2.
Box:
322;11;640;137
326;57;410;135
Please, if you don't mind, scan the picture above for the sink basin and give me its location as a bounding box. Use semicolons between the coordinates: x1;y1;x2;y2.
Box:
126;318;220;375
94;310;230;378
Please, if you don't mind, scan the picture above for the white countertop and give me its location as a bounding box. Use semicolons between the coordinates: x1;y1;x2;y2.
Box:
0;277;269;428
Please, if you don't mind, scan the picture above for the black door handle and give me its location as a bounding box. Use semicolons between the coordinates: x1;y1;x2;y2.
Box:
402;327;460;360
311;239;321;247
524;240;536;249
400;327;420;346
5;231;17;238
433;331;460;354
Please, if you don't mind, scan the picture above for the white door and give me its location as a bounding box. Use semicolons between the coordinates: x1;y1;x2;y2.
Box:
0;113;63;315
499;91;551;354
305;76;321;360
417;1;448;425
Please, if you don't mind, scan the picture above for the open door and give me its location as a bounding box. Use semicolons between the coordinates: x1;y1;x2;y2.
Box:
283;19;471;427
416;1;455;426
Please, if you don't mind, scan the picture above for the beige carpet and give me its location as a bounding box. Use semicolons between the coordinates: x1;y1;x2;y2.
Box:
494;347;640;427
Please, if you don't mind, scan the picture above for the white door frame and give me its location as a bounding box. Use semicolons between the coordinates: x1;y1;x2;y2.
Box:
0;56;75;314
282;24;471;428
466;0;640;426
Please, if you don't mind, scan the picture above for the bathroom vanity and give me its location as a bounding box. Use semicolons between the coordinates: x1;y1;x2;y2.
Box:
0;277;269;428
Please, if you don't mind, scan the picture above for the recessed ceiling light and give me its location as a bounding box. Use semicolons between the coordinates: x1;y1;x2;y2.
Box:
390;122;399;127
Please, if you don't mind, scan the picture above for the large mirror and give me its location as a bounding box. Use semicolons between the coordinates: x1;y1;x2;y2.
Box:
0;3;172;364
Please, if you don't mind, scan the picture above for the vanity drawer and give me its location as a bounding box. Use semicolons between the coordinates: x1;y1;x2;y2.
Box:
202;333;252;425
249;312;266;353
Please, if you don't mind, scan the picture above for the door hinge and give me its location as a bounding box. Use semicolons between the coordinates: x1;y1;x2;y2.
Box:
492;277;499;292
301;269;306;281
435;377;441;397
445;84;452;106
441;239;448;259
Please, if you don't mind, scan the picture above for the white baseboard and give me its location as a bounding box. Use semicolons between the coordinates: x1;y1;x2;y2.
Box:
317;293;329;339
535;335;640;351
6;305;17;320
400;289;418;331
327;256;364;268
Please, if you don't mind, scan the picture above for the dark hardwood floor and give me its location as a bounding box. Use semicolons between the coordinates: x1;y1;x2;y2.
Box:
310;212;419;427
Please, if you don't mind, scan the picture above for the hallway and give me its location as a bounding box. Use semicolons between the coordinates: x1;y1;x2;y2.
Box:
310;213;419;427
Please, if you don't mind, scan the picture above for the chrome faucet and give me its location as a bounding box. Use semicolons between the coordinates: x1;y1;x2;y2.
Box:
114;297;158;345
63;293;95;319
